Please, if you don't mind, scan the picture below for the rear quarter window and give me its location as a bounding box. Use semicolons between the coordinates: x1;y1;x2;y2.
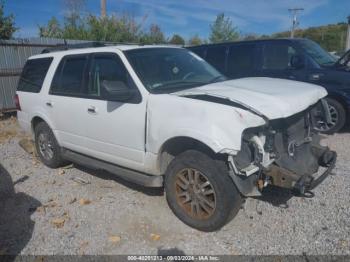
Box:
17;57;53;93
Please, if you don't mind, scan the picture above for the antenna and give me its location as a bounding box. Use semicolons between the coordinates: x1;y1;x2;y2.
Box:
288;8;304;38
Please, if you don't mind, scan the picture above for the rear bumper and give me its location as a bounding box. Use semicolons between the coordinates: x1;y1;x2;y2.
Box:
17;111;32;135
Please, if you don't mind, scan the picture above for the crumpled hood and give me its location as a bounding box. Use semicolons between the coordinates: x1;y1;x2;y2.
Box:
173;77;327;120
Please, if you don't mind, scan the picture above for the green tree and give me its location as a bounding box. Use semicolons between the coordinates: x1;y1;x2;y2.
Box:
39;17;62;38
209;13;239;43
38;3;167;44
140;24;166;44
169;34;185;45
188;35;203;46
272;23;348;52
86;14;142;42
0;0;18;39
38;13;146;42
242;33;259;41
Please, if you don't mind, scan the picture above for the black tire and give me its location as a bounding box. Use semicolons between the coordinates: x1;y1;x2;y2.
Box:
165;150;242;232
34;122;67;168
322;98;346;134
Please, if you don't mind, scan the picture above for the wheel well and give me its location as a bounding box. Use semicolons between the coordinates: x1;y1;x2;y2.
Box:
158;137;223;174
31;116;45;132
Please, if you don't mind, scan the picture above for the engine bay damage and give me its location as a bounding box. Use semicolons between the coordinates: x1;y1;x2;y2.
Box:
229;100;337;196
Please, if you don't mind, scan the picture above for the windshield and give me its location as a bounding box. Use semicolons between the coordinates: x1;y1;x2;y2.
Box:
299;39;336;66
125;48;226;93
337;49;350;67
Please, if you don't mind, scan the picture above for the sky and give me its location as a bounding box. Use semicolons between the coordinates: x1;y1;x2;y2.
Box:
5;0;350;40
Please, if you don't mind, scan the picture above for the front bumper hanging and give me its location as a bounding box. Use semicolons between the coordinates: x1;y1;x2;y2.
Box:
303;150;337;191
266;150;337;194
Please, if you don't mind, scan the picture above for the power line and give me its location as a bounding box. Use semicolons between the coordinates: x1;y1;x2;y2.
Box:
288;8;304;38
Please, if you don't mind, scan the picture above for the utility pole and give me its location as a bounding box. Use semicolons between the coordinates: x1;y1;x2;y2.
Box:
101;0;107;18
288;8;304;38
346;16;350;51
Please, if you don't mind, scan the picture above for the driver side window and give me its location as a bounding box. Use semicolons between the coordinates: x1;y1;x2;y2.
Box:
88;54;130;97
262;43;299;70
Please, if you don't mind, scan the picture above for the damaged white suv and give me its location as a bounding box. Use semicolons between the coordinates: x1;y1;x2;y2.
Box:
16;44;336;231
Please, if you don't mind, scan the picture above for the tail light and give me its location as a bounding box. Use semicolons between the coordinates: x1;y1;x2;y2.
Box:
14;94;21;111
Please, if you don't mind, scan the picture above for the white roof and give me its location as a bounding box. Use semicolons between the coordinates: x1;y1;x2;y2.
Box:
29;44;181;59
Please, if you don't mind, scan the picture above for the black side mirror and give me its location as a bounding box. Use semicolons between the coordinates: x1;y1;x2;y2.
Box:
100;80;136;102
290;55;305;69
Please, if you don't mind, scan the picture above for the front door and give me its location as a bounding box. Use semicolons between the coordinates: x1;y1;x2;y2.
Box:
82;52;147;171
258;41;306;81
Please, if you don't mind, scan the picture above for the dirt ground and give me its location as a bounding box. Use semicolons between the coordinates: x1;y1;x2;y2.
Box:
0;115;349;255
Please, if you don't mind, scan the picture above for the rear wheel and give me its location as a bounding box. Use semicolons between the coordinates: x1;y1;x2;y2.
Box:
315;98;346;134
165;150;242;232
34;122;67;168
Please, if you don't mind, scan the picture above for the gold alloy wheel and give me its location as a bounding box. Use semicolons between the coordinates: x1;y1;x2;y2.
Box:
174;168;216;220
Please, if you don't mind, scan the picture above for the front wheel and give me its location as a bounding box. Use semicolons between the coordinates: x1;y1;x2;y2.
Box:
165;150;242;232
315;98;346;134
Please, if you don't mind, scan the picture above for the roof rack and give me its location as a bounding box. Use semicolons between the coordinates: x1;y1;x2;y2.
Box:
40;40;182;54
41;41;107;54
41;41;141;54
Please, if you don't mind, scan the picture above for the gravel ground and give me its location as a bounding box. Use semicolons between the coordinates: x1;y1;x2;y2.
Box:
0;116;349;256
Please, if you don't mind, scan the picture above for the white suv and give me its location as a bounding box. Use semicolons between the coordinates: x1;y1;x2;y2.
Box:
16;44;336;231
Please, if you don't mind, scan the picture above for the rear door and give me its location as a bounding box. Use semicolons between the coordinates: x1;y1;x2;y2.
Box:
47;54;90;152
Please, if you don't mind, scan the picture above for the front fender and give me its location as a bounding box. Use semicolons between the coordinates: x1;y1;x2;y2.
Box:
146;94;266;155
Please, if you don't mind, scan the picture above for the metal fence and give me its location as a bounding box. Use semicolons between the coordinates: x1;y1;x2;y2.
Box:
0;37;91;111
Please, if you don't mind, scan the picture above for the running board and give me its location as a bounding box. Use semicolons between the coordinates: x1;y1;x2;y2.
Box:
61;149;163;187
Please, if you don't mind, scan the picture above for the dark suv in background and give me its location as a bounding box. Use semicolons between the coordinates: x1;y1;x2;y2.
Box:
188;38;350;133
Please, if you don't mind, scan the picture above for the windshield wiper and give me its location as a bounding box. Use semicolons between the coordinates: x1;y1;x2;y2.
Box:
208;75;226;83
151;81;205;92
322;61;336;66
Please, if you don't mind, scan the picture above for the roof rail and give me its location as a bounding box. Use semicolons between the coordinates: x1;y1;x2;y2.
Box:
41;41;107;54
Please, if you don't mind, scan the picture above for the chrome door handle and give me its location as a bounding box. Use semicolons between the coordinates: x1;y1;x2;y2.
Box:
87;106;97;114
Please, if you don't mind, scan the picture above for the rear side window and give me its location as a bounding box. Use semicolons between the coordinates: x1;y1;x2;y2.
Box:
17;58;53;93
205;46;227;73
50;55;88;95
227;44;256;78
